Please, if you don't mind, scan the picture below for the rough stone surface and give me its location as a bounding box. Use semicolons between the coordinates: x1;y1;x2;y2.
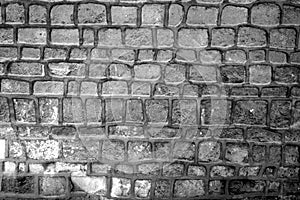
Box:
0;1;298;199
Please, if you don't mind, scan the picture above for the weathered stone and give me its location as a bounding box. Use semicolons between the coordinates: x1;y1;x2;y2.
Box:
6;3;25;23
71;173;106;195
105;99;124;122
210;166;235;177
102;140;125;161
112;6;137;25
238;27;267;47
142;4;164;26
198;141;221;162
270;28;296;49
212;28;235;48
24;140;60;160
111;177;131;197
18;28;46;44
174;180;205;197
39;177;66;196
225;143;249;164
251;3;280;26
29;5;46;24
233;100;267;125
222;6;248;25
169;4;183;26
154;180;171;198
51;5;74;25
146;99;168;123
128;141;152;161
249;65;272;84
51;29;79;45
13;99;36;123
48;63;85;77
39;98;59;124
135;180;151;198
125;28;152;47
178;28;208;48
163;163;184;177
78;4;106;24
2;176;34;194
187;6;218;25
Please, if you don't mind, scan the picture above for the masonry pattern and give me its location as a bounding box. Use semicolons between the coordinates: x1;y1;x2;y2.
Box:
0;0;300;199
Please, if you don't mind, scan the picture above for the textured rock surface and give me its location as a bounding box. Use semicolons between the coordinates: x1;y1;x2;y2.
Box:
0;1;299;199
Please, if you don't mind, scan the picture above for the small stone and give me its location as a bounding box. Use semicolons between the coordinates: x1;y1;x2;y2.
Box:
210;166;235;177
157;29;174;47
142;4;164;26
18;28;46;44
51;29;79;45
283;6;300;25
2;176;34;194
34;81;64;95
225;143;249;164
111;177;131;197
134;64;161;80
24;140;60;160
78;3;106;24
39;177;66;196
233;100;267;125
125;28;152;47
270;28;296;49
249;65;272;84
174;180;205;197
0;139;6;159
0;97;10;122
221;6;248;25
187;165;206;176
51;4;74;25
190;65;217;83
212;28;235;48
178;28;208;48
128;141;152;161
39;98;59;124
165;64;186;83
112;6;137;25
98;28;122;47
29;5;47;24
209;180;225;195
0;28;13;44
63;98;84;123
48;62;85;77
6;3;25;23
225;50;246;63
71;174;106;195
169;4;184;26
187;6;218;25
173;142;195;161
172;100;197;125
270;100;291;128
102;81;128;95
102;140;125;161
22;47;40;60
105;99;124;122
238;27;266;47
13;99;36;123
154;180;171;198
146;99;168;123
135;180;151;198
198;141;221;162
251;3;280;26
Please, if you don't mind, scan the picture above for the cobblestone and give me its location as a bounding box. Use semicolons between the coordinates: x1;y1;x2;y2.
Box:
0;1;298;199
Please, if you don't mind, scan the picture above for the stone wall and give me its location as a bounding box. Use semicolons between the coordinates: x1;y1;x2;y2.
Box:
0;0;300;199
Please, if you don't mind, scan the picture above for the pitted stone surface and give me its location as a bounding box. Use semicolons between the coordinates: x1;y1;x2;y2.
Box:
0;0;299;199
